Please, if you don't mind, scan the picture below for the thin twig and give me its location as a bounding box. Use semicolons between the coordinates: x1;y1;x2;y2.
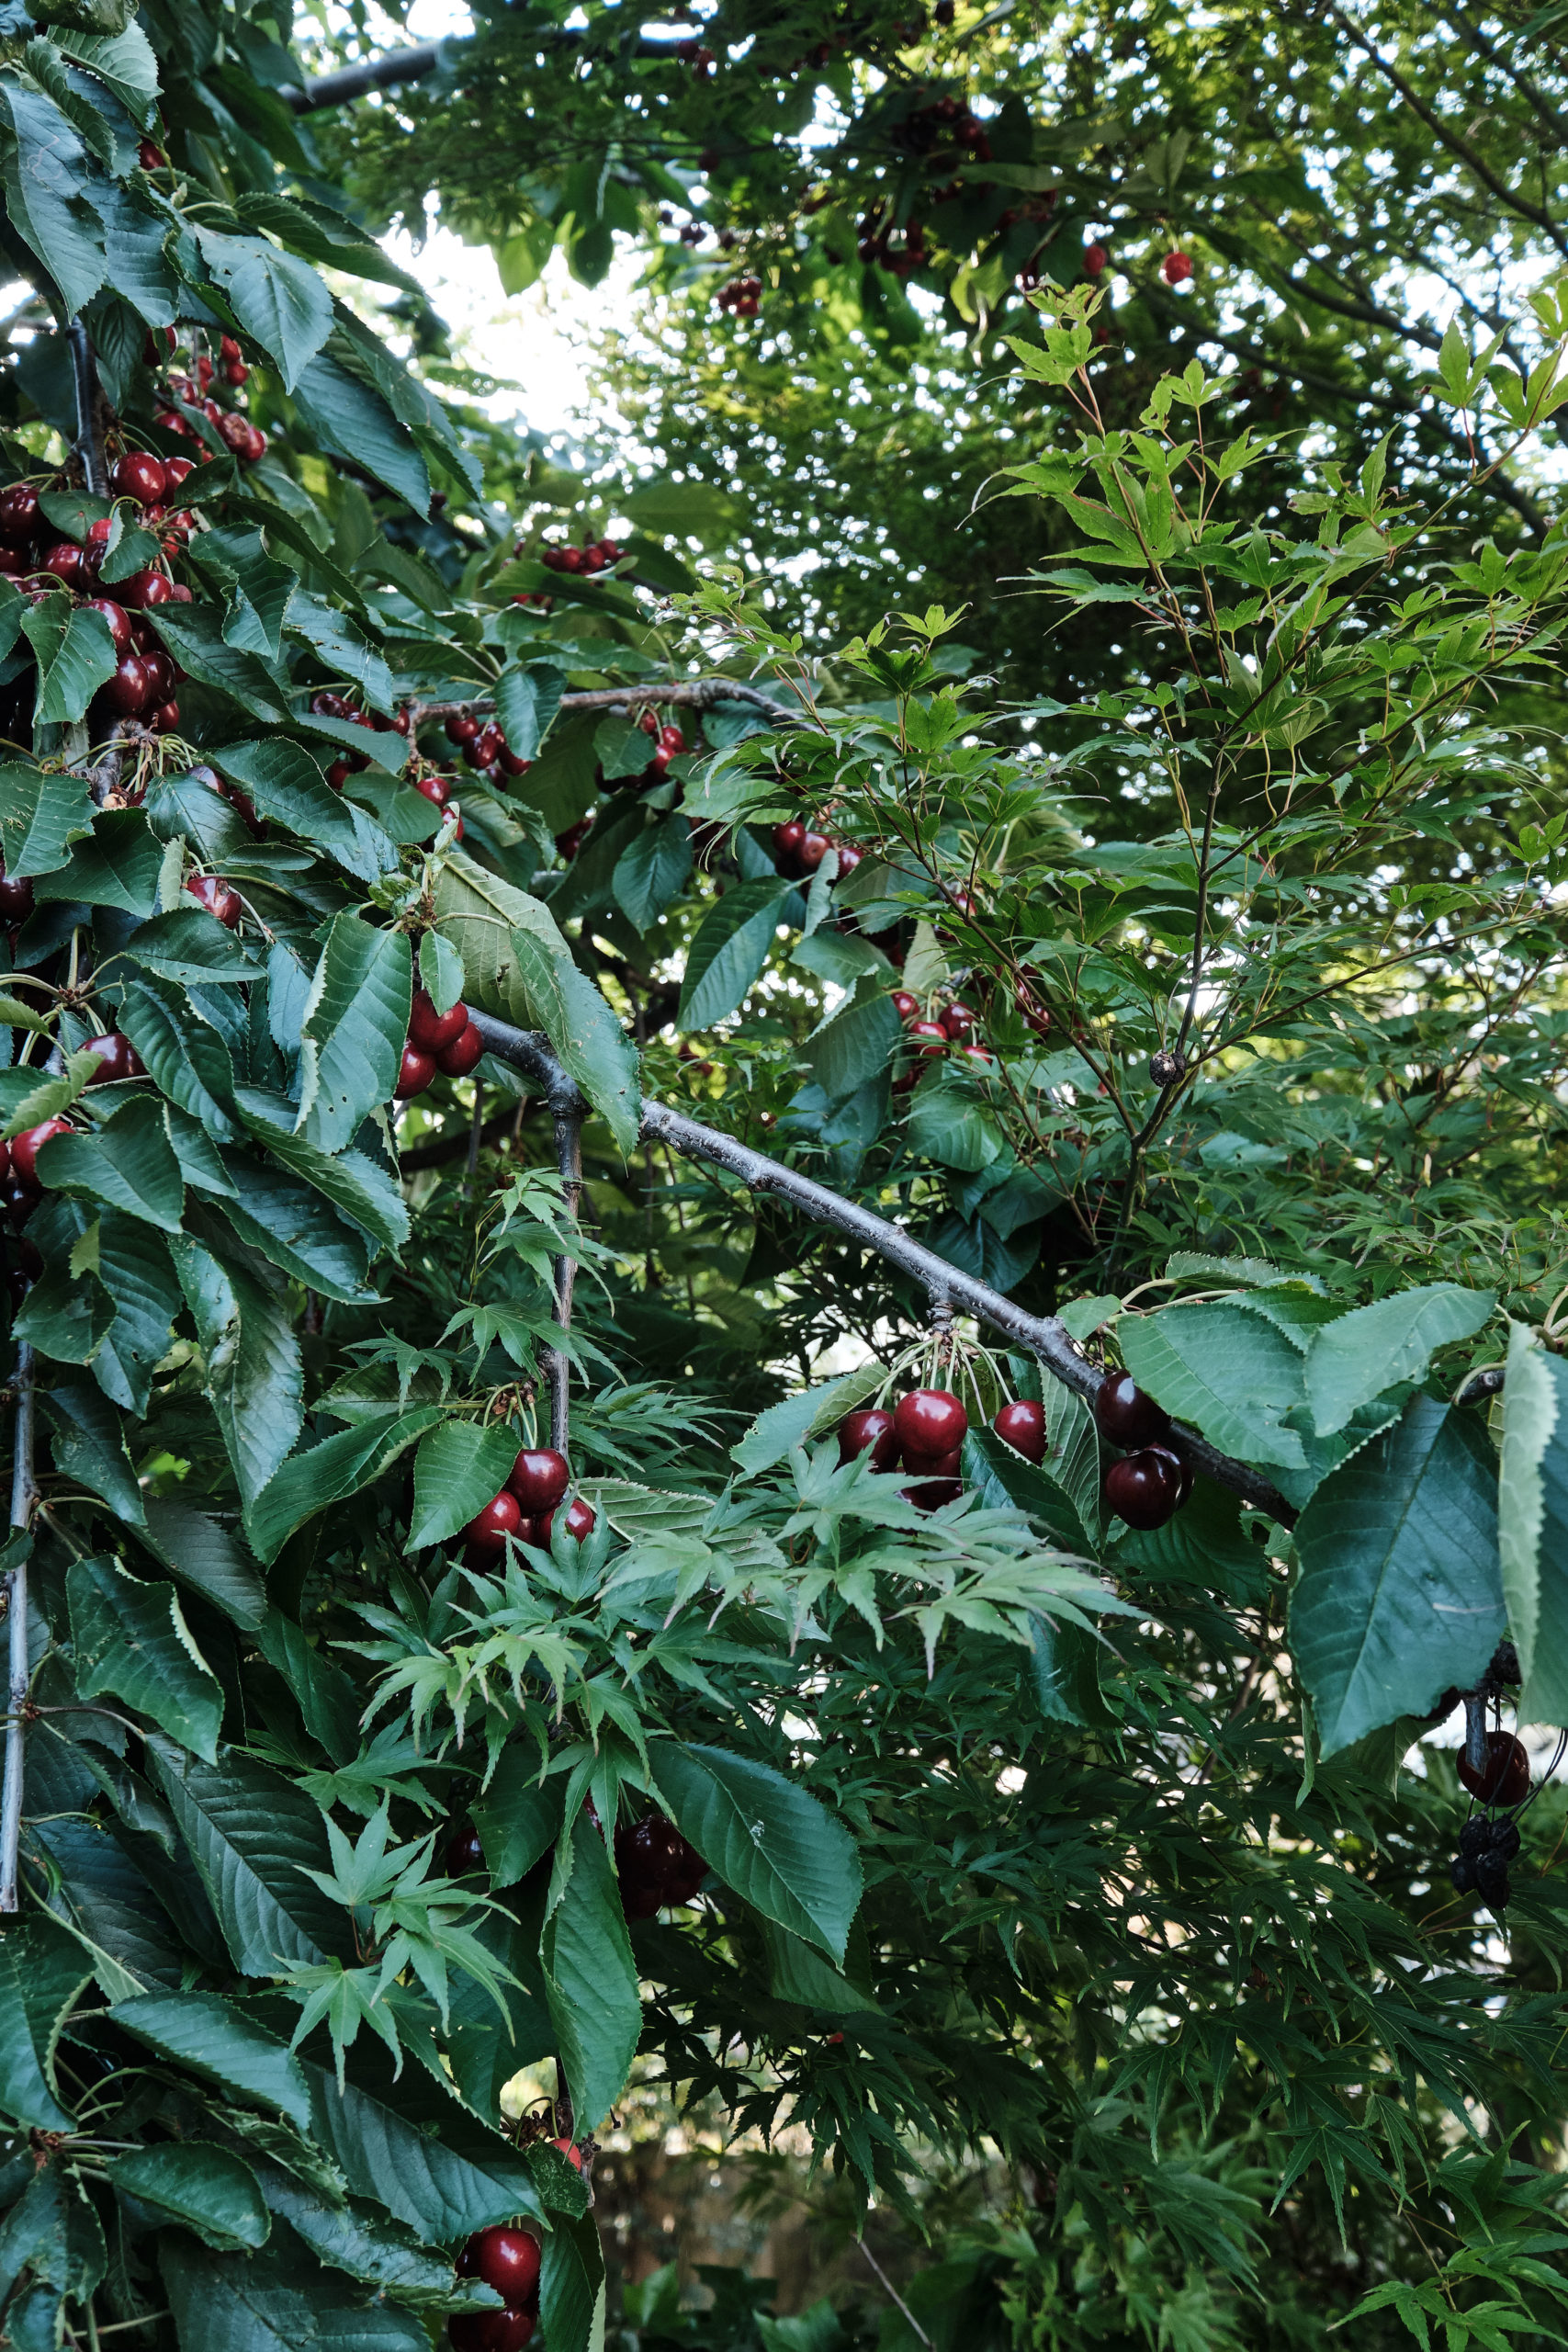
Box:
1;1342;37;1913
858;2241;933;2350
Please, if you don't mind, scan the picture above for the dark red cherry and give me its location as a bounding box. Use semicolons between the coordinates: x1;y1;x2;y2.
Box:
1103;1449;1181;1531
1094;1373;1170;1449
536;1497;595;1545
395;1045;435;1100
408;987;468;1054
118;567;173;609
186;874;241;928
449;2313;536;2352
506;1448;570;1514
101;654;152;716
463;1490;522;1557
838;1408;899;1471
993;1399;1045;1464
941;1000;977;1041
615;1815;706;1918
82;1032;145;1086
904;1476;963;1512
41;541;85;589
894;1388;968;1458
773;820;806;869
444;1824;485;1876
457;2223;542;2309
891;990;920;1022
1457;1731;1529;1808
436;1022;484;1078
796;831;830;872
0;483;39;545
110;449;168;507
0;870;34;922
1145;1441;1192;1505
906;1020;948;1059
11;1117;73;1184
83;597;132;657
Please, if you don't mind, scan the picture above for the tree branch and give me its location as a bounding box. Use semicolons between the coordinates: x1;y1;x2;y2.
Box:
465;1012;1300;1524
1;1342;36;1914
412;679;803;731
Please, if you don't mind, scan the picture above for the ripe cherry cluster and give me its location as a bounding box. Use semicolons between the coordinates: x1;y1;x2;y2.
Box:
856;217;929;276
1161;251;1194;286
446;710;532;783
460;1444;598;1561
892;92;993;161
771;819;860;880
1449;1731;1533;1909
716;276;762;316
153;333;268;466
615;1815;707;1918
839;1384;1049;1512
450;2223;542;2352
0;474;193;736
890;989;990;1092
1094;1374;1192;1531
535;537;623;576
396;987;485;1101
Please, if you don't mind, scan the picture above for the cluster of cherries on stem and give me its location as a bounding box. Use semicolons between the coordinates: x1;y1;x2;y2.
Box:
716;275;763;316
449;2222;544;2352
772;819;861;882
446;1804;705;1928
609;710;687;793
891;989;990;1093
1450;1724;1534;1910
535;537;623;577
1094;1374;1192;1531
839;1384;1049;1511
0;471;193;737
152;327;269;466
396;988;485;1102
461;1444;597;1561
446;709;532;786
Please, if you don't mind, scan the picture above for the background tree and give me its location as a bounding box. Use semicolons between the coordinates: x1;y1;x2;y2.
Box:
0;7;1563;2352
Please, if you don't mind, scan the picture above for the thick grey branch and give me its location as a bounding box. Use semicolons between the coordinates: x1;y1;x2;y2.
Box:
1;1342;36;1914
465;1013;1299;1525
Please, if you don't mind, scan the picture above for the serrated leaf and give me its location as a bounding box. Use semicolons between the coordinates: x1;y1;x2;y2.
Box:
69;1555;224;1762
110;2143;270;2252
299;916;411;1153
649;1742;862;1962
246;1409;445;1566
677;879;793;1031
1303;1283;1496;1435
408;1419;520;1550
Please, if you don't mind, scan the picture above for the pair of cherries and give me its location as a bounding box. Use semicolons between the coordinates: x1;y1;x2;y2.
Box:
396;987;485;1100
1095;1375;1192;1529
840;1385;968;1510
772;820;861;881
451;2223;541;2352
615;1815;707;1919
462;1445;597;1559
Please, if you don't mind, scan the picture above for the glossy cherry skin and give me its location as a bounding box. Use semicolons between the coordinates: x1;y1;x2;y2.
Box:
164;456;195;491
41;541;85;588
1;1172;39;1225
941;1000;977;1041
1458;1730;1530;1808
894;1388;969;1458
101;654;152;716
1103;1448;1181;1531
0;483;39;545
838;1408;899;1471
773;820;806;867
395;1045;436;1100
1014;982;1052;1037
464;1489;523;1557
536;1497;596;1545
900;1443;961;1477
615;1815;706;1918
11;1118;73;1184
436;1022;485;1079
891;990;920;1022
457;2224;542;2308
83;597;132;657
994;1399;1045;1464
904;1476;963;1512
446;714;480;745
906;1020;949;1059
797;831;830;871
1093;1373;1171;1450
82;1032;145;1086
0;870;34;922
1144;1441;1192;1505
110;450;167;507
408;987;468;1054
150;701;180;734
449;2312;536;2352
186;874;241;928
413;772;453;810
118;567;173;609
444;1823;485;1876
506;1447;570;1514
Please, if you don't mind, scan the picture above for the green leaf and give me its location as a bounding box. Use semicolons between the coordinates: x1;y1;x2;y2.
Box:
542;1812;642;2132
1303;1284;1497;1435
217;1153;382;1306
1118;1302;1309;1470
146;1740;350;1973
52;22;160;126
1497;1320;1568;1727
806;989;900;1106
433;853;640;1154
409;1419;520;1550
0;1915;92;2130
212;741;399;885
299;2051;546;2238
118;973;239;1141
538;2204;604;2352
14;1252;113;1365
905;1077;1007;1173
0;81;106;315
116;906;255;984
494;661;566;761
34;807;162;914
146;605;290;724
762;1919;880;2013
469;1748;563;1890
966;1426;1093;1551
418;929;465;1018
108;1991;311;2128
299;916;411;1153
0;761;93;879
21;599;118;725
731;1370;884;1476
83;1211;182;1415
649;1743;863;1962
159;2230;430;2352
195;228;334;391
677;879;793;1031
1291;1396;1506;1756
613;813;692;932
247;1410;445;1566
231;1089;410;1251
110;2143;270;2252
139;1493;267;1629
35;1094;185;1232
170;1236;304;1513
40;1384;145;1526
247;2165;465;2307
68;1555;225;1762
293;350;431;517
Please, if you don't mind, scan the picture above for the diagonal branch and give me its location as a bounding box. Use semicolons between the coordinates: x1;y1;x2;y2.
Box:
465;1012;1299;1525
0;1341;37;1914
